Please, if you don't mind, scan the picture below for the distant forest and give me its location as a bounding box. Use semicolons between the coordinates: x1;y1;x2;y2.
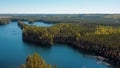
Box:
0;14;120;26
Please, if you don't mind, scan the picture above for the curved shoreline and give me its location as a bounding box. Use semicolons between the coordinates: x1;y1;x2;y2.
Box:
18;21;120;67
23;37;119;66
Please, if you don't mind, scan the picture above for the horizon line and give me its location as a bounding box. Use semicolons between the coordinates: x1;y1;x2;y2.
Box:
0;13;120;14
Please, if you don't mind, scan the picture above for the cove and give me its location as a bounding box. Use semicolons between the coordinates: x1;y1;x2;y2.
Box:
0;21;112;68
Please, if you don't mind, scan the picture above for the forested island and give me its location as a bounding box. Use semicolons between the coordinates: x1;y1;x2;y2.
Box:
20;53;57;68
0;19;10;25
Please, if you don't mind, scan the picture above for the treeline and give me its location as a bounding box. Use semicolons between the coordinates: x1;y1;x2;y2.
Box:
18;21;29;29
14;14;120;26
18;21;120;65
1;14;120;26
0;19;10;25
20;53;57;68
22;22;85;45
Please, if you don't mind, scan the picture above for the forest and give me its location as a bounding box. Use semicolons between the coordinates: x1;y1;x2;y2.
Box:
0;18;10;25
20;53;57;68
18;20;120;65
1;14;120;26
1;14;120;66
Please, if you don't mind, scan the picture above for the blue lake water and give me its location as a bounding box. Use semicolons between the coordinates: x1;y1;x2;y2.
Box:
0;21;112;68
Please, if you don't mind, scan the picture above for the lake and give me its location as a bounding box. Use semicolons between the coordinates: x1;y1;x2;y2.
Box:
0;21;112;68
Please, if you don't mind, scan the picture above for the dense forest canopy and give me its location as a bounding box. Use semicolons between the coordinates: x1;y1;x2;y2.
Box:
0;18;10;25
20;53;57;68
19;21;120;49
18;20;120;65
1;14;120;26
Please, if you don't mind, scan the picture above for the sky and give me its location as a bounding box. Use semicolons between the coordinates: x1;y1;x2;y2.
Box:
0;0;120;14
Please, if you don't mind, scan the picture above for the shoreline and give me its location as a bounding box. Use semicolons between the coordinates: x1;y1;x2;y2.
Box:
18;21;120;67
22;38;119;67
